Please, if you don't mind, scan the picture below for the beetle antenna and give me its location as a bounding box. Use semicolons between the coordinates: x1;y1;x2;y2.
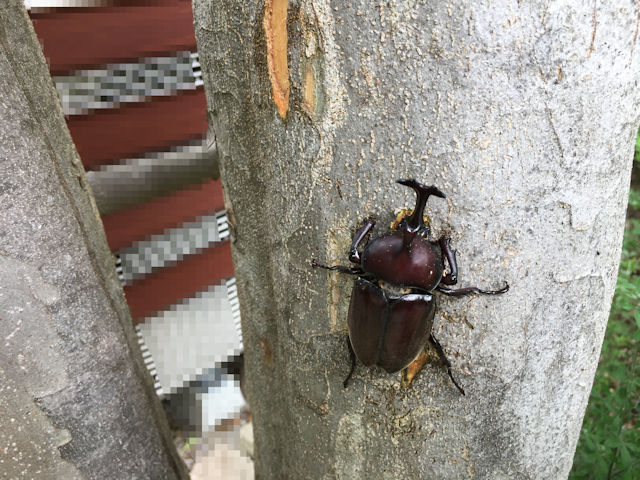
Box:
396;179;446;231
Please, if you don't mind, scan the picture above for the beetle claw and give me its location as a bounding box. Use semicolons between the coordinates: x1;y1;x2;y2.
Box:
447;367;466;396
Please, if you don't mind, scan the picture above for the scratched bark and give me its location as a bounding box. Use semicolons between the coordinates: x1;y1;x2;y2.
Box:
193;1;640;478
0;2;188;478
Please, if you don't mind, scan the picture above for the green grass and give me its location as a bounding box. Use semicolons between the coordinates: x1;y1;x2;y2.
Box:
570;134;640;479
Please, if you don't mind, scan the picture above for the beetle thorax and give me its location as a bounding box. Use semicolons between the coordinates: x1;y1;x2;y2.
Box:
361;231;445;292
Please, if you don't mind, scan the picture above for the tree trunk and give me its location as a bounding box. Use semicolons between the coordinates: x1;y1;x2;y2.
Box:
193;1;640;478
0;3;188;478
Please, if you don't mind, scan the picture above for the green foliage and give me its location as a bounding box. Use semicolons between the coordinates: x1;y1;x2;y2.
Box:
628;189;640;212
570;174;640;477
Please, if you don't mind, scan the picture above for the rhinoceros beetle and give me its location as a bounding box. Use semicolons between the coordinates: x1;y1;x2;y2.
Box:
312;179;508;395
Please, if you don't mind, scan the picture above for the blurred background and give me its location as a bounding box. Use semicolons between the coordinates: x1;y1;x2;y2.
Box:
26;0;252;478
570;134;640;479
24;1;639;478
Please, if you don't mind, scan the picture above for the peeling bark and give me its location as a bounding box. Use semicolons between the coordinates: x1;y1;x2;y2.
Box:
0;2;188;478
264;0;291;119
193;1;640;478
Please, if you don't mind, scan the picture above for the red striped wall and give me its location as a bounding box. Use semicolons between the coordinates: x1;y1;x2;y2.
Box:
31;1;196;75
31;3;235;323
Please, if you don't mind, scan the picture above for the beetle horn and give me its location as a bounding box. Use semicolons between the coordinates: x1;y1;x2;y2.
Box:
396;179;446;231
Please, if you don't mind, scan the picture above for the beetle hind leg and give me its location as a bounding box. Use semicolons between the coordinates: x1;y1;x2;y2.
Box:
429;334;465;395
343;336;357;388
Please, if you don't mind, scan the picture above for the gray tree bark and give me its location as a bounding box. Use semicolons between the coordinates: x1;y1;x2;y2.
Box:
0;2;188;478
193;1;640;478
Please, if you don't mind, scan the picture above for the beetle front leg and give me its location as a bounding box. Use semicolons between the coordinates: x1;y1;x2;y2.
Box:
429;334;465;395
439;237;458;285
348;218;376;264
311;260;364;275
311;218;375;273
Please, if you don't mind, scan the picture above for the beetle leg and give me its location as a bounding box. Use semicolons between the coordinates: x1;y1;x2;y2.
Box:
348;218;376;264
439;237;458;285
343;336;357;388
311;260;364;275
436;284;509;296
312;218;375;271
429;334;465;395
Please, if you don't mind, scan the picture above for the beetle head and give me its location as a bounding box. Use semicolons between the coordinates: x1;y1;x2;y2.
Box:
396;179;446;233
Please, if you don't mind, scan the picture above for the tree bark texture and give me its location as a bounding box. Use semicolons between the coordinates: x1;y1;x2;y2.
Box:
0;2;188;478
193;1;640;478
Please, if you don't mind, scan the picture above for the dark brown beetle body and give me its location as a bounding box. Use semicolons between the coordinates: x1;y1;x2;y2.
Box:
347;277;436;374
361;234;444;291
313;179;508;395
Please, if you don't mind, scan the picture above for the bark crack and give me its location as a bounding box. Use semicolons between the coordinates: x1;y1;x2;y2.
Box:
630;1;640;66
546;108;565;161
586;1;597;58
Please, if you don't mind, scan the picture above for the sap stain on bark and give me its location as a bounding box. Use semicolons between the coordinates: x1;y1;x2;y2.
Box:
264;0;290;119
259;337;274;365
